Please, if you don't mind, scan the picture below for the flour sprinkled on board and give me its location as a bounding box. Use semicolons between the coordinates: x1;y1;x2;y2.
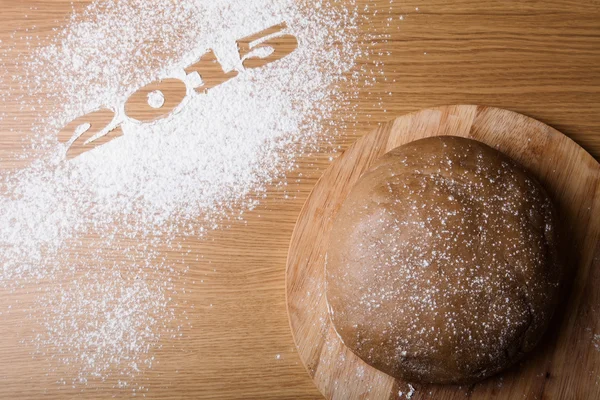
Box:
399;383;416;399
147;90;165;109
0;0;385;388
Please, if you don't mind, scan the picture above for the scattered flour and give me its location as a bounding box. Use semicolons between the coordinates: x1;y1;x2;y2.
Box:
147;90;165;109
0;0;377;388
399;383;415;399
407;384;416;399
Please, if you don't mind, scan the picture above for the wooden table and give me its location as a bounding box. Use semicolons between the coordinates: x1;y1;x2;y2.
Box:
0;1;598;399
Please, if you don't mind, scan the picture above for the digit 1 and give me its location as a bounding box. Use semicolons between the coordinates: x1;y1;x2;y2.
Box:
184;50;239;94
58;108;123;160
237;22;298;69
125;78;187;123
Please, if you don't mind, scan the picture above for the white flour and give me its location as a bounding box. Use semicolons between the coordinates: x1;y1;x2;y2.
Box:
0;0;375;388
147;90;165;109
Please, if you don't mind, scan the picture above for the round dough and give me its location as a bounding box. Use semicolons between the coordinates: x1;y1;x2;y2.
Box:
325;136;563;385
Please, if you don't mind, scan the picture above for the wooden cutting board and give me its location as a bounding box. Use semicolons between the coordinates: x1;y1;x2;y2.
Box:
286;105;600;400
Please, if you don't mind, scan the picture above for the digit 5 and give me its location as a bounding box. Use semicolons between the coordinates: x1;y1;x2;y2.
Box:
58;108;123;160
237;22;298;69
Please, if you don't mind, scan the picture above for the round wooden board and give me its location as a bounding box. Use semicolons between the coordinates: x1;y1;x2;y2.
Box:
285;105;600;400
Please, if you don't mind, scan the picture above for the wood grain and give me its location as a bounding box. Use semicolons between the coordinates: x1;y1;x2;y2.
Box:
286;105;600;399
0;0;598;398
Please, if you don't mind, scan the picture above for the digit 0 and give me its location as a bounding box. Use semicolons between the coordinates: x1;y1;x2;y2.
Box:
58;108;123;160
125;78;187;123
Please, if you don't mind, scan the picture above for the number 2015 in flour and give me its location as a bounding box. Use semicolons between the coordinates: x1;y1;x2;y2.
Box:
58;22;298;160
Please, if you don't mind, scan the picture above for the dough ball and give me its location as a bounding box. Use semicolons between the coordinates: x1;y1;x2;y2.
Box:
325;136;563;384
